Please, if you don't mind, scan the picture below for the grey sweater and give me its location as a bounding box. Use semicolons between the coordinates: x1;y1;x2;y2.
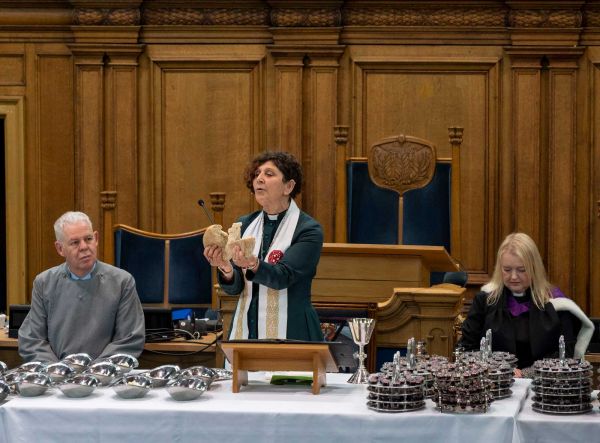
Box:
18;260;145;362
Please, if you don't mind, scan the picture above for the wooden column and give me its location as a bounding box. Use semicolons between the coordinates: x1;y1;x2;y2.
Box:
448;126;463;259
69;1;142;259
210;192;226;309
334;125;349;242
102;45;144;262
267;6;344;238
69;45;105;236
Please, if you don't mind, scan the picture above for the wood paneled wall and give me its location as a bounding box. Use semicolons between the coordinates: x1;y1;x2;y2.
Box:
0;0;599;317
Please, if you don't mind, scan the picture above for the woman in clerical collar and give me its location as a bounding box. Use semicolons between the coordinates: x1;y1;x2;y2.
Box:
459;232;591;376
204;151;324;342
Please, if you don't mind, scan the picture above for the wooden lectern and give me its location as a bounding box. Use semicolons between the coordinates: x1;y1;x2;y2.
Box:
219;341;339;395
312;243;460;304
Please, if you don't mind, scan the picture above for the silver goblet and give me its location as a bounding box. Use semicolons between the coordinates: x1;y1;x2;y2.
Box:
347;318;376;384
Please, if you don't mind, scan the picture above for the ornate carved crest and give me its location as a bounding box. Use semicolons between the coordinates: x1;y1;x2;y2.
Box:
367;135;437;196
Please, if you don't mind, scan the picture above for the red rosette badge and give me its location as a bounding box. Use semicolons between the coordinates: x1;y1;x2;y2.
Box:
268;250;284;264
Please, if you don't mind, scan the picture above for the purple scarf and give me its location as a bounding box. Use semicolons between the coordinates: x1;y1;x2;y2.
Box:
506;286;566;316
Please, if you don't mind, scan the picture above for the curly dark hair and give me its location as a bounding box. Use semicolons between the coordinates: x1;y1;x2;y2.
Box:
244;151;303;199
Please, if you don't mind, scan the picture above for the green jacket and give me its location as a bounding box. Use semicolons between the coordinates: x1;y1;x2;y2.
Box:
219;209;324;341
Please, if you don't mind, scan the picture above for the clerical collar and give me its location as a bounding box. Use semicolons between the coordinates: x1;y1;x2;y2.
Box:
512;292;525;298
263;209;287;222
68;261;97;281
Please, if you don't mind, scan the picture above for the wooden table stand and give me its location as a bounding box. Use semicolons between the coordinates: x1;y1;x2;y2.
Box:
219;341;338;395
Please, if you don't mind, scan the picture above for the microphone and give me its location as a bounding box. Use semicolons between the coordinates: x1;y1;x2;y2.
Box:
197;199;216;225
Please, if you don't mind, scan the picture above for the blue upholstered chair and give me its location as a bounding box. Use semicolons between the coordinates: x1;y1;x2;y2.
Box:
346;129;463;254
113;225;212;308
347;160;452;250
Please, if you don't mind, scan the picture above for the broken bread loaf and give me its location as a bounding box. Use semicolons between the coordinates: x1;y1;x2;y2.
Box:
202;224;228;249
224;222;255;260
204;222;256;261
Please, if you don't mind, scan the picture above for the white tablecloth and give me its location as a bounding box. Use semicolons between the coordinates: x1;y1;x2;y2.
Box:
0;374;531;443
515;390;600;443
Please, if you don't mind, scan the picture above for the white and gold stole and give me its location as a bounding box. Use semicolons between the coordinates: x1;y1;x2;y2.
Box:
230;199;300;339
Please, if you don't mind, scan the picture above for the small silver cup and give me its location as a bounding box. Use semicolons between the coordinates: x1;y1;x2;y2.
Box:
347;318;376;384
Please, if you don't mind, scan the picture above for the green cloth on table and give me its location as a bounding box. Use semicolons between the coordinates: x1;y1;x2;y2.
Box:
270;375;313;385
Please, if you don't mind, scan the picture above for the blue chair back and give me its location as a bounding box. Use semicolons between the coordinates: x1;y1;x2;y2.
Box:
114;225;212;307
347;159;452;252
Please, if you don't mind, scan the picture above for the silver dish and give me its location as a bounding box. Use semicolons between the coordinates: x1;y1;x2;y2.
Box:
178;366;217;385
58;374;100;398
16;361;46;373
85;361;120;386
145;365;181;388
0;380;10;402
16;372;51;397
112;374;152;399
210;368;233;382
106;354;139;374
3;371;22;394
43;362;75;384
166;377;208;401
61;353;92;372
0;361;8;375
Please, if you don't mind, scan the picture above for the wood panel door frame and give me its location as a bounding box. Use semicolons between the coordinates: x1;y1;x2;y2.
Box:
0;96;26;309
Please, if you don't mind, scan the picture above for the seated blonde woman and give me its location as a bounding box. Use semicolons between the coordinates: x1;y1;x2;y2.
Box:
459;232;593;376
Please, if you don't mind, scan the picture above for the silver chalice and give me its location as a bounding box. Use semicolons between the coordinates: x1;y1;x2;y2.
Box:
347;318;376;384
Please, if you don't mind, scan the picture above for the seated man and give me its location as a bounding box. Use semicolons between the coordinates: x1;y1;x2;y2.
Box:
18;211;145;362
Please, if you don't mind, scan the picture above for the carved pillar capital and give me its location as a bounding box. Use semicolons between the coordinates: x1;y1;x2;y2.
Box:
100;190;117;209
334;125;349;146
448;126;464;147
210;192;226;226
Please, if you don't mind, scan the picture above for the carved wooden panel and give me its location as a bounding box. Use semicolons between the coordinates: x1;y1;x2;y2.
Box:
147;53;264;234
506;50;584;307
106;62;140;227
590;52;600;316
74;56;104;232
511;65;542;240
0;54;25;86
376;286;463;358
302;61;338;242
0;96;26;307
547;68;577;303
272;62;303;167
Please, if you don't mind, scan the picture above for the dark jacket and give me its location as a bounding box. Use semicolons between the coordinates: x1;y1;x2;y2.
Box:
219;209;324;341
459;288;577;368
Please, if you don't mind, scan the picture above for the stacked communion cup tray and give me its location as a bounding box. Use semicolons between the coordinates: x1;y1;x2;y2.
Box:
462;329;517;400
366;338;428;412
366;371;426;413
530;335;593;415
432;359;493;413
0;356;233;402
531;357;593;415
462;351;516;400
379;339;448;399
